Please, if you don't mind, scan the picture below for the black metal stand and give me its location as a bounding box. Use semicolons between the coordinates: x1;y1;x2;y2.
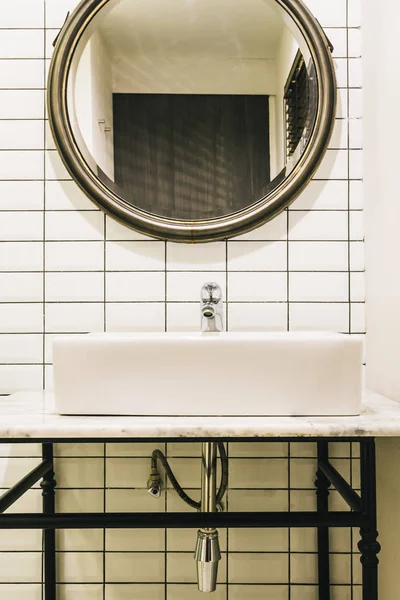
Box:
315;441;331;600
0;437;380;600
41;444;56;600
359;439;381;600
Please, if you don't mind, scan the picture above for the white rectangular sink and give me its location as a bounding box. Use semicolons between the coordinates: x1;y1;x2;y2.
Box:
52;332;363;416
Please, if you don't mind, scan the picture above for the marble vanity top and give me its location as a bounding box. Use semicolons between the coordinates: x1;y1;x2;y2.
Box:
0;390;399;440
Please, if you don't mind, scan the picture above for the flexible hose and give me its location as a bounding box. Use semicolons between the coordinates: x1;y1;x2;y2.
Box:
151;442;228;510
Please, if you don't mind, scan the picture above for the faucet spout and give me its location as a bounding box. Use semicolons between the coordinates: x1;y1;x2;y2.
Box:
201;283;224;332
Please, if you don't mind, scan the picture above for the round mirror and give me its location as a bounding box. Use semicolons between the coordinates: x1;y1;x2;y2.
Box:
48;0;336;242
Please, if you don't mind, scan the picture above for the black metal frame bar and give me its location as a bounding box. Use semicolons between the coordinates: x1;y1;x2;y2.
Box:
0;438;379;600
315;441;331;600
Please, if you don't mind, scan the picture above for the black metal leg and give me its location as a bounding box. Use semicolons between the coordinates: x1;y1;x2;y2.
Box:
359;439;380;600
41;443;56;600
315;441;331;600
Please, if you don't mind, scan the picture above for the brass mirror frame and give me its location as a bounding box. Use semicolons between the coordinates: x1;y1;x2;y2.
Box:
48;0;337;243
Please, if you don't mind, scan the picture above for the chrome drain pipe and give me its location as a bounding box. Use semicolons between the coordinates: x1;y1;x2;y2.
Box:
194;442;221;592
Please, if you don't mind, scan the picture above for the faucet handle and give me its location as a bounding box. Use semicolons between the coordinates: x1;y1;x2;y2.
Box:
201;282;222;304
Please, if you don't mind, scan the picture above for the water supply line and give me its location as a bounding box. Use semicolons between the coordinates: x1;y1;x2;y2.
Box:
147;443;228;510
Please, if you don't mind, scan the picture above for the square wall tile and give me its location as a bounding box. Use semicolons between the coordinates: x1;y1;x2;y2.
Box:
1;0;44;27
293;181;348;211
106;303;165;332
290;554;318;584
0;121;44;150
289;303;349;332
45;211;104;241
0;304;43;333
0;90;43;119
57;489;104;513
46;241;104;271
0;151;43;180
106;241;165;271
0;585;41;600
230;458;288;488
0;60;44;89
106;529;165;552
228;303;287;331
313;150;348;180
228;553;288;584
0;552;42;583
57;553;103;584
0;334;42;363
46;272;104;302
105;457;151;488
289;212;348;241
289;242;348;271
289;272;348;302
166;302;199;331
228;528;288;552
54;458;104;489
228;242;286;271
229;585;287;600
167;584;226;600
58;585;103;600
0;366;43;392
57;529;103;553
0;242;43;271
106;553;165;583
46;180;94;210
106;584;164;600
107;272;165;301
45;304;104;333
167;272;225;302
0;181;43;210
0;31;44;59
228;272;287;302
167;242;226;271
0;273;43;302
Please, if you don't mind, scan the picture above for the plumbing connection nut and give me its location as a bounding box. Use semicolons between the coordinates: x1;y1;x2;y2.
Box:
147;472;163;498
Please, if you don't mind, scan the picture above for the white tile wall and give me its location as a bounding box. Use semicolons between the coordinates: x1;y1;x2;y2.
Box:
0;0;363;597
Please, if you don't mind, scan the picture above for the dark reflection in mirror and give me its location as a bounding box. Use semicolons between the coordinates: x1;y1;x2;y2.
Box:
112;94;270;220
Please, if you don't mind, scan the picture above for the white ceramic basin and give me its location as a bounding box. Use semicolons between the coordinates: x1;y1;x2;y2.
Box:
52;332;363;416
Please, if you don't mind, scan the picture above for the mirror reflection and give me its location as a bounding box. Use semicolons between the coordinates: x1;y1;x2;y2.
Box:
68;0;317;220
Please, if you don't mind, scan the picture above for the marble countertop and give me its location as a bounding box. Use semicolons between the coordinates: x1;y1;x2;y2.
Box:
0;390;399;440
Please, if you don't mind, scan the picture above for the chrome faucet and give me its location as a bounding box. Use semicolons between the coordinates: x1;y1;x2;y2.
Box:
201;283;224;332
